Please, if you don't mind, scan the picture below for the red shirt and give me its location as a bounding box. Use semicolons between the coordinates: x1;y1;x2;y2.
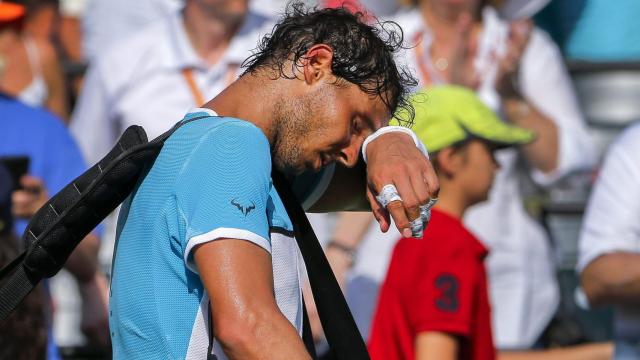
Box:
368;209;495;360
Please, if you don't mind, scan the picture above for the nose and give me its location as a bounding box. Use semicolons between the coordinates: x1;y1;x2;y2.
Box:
336;140;362;168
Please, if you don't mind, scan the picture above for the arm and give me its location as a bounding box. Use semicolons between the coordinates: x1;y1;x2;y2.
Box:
577;127;640;307
38;39;70;121
582;253;640;307
498;343;613;360
415;332;459;360
499;24;595;179
194;239;311;359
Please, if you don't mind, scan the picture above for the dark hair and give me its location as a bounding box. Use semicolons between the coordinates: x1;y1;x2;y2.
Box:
242;2;418;125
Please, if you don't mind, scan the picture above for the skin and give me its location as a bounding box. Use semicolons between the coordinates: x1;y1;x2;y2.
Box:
581;253;640;307
182;0;249;66
193;38;437;357
0;25;69;120
418;0;559;173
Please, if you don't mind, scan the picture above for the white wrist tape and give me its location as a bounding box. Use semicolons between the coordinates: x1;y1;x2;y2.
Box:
361;126;429;163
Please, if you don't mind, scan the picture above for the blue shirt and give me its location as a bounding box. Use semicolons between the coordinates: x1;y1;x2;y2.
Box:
110;111;303;359
0;94;89;235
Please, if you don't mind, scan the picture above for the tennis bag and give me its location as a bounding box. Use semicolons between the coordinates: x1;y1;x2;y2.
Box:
0;116;369;360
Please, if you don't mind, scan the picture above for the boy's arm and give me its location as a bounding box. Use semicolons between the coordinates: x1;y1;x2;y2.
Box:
415;331;459;360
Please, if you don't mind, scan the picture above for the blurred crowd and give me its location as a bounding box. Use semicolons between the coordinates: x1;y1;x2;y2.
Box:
0;0;639;359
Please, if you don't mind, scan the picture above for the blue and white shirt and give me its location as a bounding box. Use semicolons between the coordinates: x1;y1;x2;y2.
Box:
109;110;303;359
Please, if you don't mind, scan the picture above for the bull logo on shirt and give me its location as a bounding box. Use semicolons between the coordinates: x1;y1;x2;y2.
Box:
231;198;256;217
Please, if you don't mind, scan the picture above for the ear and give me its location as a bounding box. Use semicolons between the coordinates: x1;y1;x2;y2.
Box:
435;147;463;178
301;44;334;85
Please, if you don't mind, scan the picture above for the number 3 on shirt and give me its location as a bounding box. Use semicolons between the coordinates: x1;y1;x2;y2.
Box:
435;274;459;313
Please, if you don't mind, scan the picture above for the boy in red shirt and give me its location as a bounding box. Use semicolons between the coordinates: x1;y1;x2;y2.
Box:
368;85;535;360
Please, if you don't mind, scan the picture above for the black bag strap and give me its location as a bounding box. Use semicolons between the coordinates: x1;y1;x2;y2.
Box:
0;117;206;321
273;171;370;360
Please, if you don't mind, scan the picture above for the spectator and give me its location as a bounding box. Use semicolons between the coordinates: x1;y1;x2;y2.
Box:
0;164;48;360
0;92;109;357
0;1;69;119
70;0;272;166
578;123;640;359
81;0;181;62
389;0;596;349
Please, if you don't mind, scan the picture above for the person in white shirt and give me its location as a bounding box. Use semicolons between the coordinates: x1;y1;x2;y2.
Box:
71;0;272;166
578;123;640;360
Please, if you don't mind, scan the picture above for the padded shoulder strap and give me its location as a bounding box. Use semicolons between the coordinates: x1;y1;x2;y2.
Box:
0;117;206;321
273;171;370;360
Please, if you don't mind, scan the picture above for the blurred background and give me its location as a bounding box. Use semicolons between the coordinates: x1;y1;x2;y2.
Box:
1;0;639;359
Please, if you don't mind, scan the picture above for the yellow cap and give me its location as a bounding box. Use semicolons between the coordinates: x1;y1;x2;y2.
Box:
394;85;535;153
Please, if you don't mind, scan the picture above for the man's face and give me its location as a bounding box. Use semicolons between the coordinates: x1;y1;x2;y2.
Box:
271;81;389;175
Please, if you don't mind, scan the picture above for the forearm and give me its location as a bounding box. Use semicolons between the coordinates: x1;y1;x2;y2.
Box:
503;97;558;173
581;253;640;307
498;343;613;360
64;232;100;283
218;308;311;359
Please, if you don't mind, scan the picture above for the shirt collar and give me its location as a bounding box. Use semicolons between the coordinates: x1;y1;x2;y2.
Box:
163;9;272;71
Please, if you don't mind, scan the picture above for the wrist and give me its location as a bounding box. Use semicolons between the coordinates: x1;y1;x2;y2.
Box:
361;126;429;163
503;97;531;122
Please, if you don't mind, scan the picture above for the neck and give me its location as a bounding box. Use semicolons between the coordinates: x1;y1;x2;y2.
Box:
182;3;245;65
432;183;469;219
203;70;281;144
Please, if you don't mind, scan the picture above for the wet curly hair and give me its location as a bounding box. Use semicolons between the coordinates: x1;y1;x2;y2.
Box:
242;2;418;126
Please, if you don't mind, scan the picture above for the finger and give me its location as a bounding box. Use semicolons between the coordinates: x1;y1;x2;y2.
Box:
408;169;431;206
387;200;412;238
422;165;440;199
367;188;390;232
392;174;421;220
20;175;45;194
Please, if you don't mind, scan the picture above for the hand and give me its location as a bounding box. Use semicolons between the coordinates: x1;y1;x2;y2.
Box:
11;175;49;218
494;19;532;99
448;12;481;89
365;132;439;238
79;272;111;349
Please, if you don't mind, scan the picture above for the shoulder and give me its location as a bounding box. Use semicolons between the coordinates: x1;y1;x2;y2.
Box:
174;116;272;170
188;117;270;148
423;211;481;259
